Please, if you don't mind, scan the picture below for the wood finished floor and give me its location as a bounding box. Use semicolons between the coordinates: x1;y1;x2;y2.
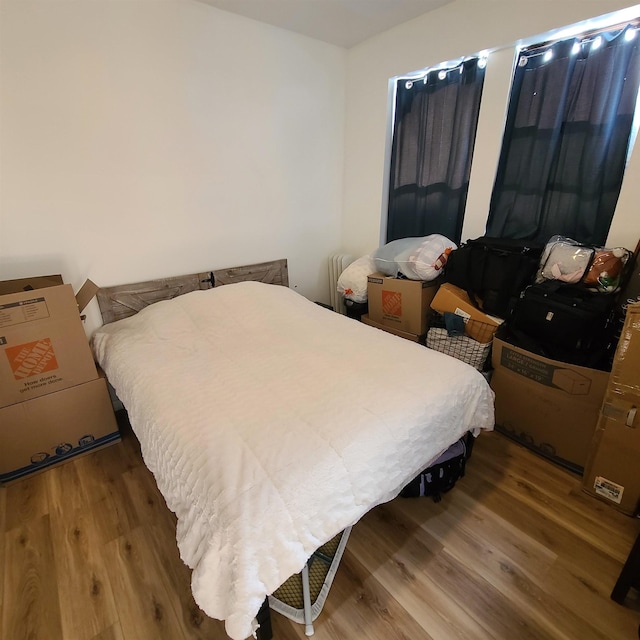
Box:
1;412;639;640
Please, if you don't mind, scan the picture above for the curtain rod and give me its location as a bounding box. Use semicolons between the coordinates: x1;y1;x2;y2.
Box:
394;10;640;83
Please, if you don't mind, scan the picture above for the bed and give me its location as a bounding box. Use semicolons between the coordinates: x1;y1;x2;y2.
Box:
92;259;495;640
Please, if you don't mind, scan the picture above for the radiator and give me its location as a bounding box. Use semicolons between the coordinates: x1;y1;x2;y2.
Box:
328;254;354;314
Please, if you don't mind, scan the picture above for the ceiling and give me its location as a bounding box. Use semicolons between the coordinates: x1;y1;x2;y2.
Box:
196;0;453;48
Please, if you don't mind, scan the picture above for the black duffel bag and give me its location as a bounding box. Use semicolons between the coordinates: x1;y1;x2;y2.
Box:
444;237;543;317
508;281;618;368
400;433;474;502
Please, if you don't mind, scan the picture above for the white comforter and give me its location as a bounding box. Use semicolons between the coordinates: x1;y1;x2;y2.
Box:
92;281;494;640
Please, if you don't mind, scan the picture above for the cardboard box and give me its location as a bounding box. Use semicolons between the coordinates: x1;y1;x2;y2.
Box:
367;273;439;335
491;333;609;473
361;314;425;343
606;302;640;397
582;395;640;515
430;283;502;343
0;274;64;296
0;375;121;483
582;302;640;515
616;250;640;313
0;281;99;407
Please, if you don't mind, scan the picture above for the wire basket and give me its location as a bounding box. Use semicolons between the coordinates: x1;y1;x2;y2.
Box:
426;312;494;370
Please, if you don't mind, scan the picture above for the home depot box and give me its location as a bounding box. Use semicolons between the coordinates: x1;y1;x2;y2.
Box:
491;331;609;473
430;283;503;343
361;314;425;343
367;273;440;335
582;302;640;515
0;375;121;483
0;281;99;407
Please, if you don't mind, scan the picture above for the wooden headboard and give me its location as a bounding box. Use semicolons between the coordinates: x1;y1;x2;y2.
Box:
96;258;289;324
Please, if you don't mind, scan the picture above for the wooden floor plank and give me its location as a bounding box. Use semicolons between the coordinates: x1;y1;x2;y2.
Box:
339;542;475;640
2;515;63;640
73;447;121;506
394;486;558;582
74;446;143;545
89;621;125;640
470;439;636;560
103;527;188;640
391;497;618;640
462;473;635;593
4;471;49;531
354;503;556;640
48;503;119;640
46;455;91;514
145;520;228;639
120;463;177;533
345;505;498;640
313;550;435;640
546;557;640;639
474;433;637;549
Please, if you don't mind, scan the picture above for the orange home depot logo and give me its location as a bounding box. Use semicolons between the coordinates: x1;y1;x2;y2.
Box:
382;290;402;317
6;338;59;380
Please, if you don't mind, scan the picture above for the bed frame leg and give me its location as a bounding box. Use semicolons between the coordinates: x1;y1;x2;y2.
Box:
301;562;315;636
256;598;273;640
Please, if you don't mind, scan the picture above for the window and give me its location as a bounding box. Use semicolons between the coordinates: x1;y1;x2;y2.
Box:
486;24;640;245
386;57;486;245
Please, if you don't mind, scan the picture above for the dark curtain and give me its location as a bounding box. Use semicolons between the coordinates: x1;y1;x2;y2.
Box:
486;26;640;245
386;58;486;245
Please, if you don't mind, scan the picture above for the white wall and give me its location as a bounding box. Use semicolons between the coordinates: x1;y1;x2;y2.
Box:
0;0;346;333
4;1;640;334
342;1;640;258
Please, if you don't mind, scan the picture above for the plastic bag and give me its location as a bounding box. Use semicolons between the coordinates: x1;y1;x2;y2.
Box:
583;247;631;292
536;236;594;284
373;235;457;281
337;254;376;303
536;235;631;292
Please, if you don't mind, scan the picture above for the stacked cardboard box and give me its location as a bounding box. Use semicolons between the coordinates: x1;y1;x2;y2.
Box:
361;314;425;342
582;302;640;516
365;273;441;341
0;276;120;483
490;330;609;473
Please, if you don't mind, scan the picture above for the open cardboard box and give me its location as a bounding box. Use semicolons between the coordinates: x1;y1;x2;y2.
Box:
491;329;609;473
430;283;503;343
0;276;100;407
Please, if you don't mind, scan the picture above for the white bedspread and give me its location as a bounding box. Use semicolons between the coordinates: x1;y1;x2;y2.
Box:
92;281;494;640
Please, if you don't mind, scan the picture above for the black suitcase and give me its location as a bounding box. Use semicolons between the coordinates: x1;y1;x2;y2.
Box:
509;282;616;365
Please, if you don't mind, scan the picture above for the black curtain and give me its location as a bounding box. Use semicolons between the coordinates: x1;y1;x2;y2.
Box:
386;58;485;245
486;26;640;245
